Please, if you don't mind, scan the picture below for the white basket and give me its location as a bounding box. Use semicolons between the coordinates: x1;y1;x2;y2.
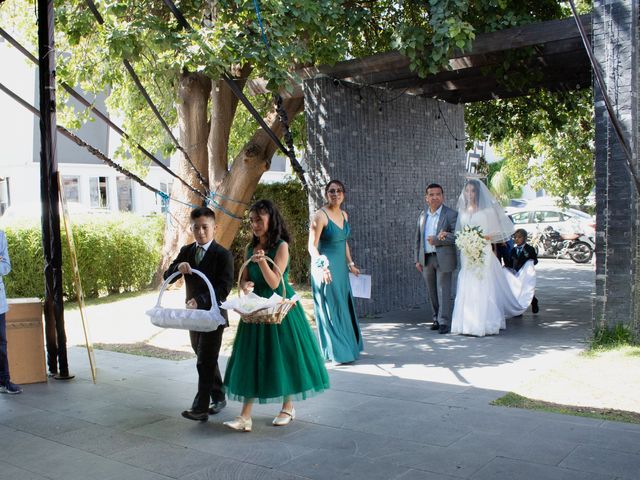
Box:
146;269;226;332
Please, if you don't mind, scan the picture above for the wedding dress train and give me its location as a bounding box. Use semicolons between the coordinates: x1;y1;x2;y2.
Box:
450;182;536;337
451;243;536;337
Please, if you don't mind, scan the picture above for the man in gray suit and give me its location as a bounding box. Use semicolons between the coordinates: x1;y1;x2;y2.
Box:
415;184;458;334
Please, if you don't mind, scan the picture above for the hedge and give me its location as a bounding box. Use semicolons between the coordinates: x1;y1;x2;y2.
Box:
2;214;164;299
230;181;310;285
1;181;310;299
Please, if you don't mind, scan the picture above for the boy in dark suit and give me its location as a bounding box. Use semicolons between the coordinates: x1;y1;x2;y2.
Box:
164;207;234;421
509;228;539;314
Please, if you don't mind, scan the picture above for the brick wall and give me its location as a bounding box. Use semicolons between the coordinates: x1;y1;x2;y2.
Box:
304;77;466;315
592;0;640;334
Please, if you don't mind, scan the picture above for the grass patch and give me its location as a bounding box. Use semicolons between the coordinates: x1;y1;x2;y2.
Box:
581;344;640;359
492;392;640;424
589;323;637;351
92;342;195;361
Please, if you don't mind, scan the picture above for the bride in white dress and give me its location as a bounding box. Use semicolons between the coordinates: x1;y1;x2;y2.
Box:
451;179;536;337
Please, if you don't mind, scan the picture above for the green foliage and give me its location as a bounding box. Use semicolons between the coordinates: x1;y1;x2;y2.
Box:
2;214;164;299
590;323;637;351
1;0;576;169
488;162;522;205
1;0;595;207
230;181;309;285
468;89;595;205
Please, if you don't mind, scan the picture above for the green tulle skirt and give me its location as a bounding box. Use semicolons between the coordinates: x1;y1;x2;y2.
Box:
223;301;330;404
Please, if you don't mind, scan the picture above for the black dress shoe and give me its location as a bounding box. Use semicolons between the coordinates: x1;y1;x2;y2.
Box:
208;399;227;415
438;324;451;334
181;410;208;422
531;297;539;314
430;321;440;331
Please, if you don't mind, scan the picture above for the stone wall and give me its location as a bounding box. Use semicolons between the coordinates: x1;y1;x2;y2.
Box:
304;77;466;315
592;0;640;335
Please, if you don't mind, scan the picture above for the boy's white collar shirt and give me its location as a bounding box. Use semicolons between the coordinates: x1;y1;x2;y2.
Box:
197;240;213;252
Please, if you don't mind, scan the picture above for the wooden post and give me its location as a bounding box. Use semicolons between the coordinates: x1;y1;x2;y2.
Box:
37;0;72;379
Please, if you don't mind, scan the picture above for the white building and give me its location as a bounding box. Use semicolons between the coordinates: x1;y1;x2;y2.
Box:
0;38;172;218
0;36;297;219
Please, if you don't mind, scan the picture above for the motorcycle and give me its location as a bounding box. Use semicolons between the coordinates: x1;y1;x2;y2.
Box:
529;226;594;264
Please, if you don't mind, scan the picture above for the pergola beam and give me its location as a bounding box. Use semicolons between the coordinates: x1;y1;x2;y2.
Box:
247;14;592;104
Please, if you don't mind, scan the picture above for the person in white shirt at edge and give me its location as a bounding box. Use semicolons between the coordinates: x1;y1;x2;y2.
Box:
414;184;458;334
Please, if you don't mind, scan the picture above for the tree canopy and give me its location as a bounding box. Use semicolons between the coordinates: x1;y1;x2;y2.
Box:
1;0;581;164
0;0;594;244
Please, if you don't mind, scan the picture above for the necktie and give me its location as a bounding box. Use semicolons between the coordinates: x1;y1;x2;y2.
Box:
195;246;205;265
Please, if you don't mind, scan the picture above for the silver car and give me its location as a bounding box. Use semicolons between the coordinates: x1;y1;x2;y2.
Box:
506;206;595;237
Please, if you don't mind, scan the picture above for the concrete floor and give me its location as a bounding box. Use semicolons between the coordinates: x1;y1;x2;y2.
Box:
2;259;639;480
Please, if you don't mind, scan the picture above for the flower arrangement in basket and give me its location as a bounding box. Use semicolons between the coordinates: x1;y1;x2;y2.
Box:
146;269;226;332
455;225;488;277
221;256;298;324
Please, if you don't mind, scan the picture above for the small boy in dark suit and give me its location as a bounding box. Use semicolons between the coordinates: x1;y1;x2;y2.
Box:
509;228;539;314
164;207;234;421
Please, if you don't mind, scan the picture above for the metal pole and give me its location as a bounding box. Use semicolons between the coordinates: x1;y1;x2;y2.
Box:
37;0;73;379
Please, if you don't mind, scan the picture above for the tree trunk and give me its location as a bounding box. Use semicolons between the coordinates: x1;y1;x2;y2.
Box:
214;96;304;248
160;70;303;273
208;65;252;187
159;71;211;273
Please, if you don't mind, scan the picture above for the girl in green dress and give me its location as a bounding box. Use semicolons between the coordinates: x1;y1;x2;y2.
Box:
223;200;329;432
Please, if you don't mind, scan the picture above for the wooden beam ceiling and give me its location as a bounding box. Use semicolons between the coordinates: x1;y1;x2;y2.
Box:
247;14;592;104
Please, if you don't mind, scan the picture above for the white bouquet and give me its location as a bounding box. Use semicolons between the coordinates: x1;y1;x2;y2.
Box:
455;225;488;276
220;292;300;316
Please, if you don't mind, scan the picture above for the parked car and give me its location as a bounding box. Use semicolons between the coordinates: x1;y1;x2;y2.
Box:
505;205;596;238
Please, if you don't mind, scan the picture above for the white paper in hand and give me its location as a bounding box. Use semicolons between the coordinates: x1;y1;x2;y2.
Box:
349;273;371;299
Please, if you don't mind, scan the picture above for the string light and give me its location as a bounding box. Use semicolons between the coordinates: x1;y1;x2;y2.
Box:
329;75;467;148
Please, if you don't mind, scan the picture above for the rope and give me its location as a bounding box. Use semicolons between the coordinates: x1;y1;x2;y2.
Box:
208;191;249;206
206;196;244;221
250;0;307;190
161;0;309;192
0;81;198;211
83;0;210;195
0;26;207;202
252;0;270;49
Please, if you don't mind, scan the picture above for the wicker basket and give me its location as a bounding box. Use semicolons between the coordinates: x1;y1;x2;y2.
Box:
146;269;226;332
235;256;295;324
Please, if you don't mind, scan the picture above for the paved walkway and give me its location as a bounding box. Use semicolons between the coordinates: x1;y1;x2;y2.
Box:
2;260;639;480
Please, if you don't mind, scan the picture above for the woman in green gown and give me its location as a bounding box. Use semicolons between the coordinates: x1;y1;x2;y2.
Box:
308;180;364;364
223;200;329;432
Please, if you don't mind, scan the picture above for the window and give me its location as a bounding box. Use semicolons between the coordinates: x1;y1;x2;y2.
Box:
510;212;529;224
90;176;109;208
534;210;563;223
116;176;133;212
61;176;80;202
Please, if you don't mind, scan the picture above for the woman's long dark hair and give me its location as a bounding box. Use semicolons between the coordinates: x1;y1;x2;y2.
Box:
249;199;291;251
324;179;346;196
